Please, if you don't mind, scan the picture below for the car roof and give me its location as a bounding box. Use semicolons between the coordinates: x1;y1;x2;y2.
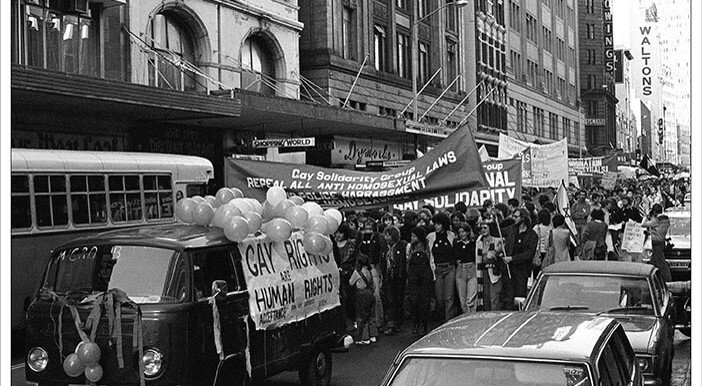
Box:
401;311;617;362
664;209;690;218
542;261;654;277
57;224;234;251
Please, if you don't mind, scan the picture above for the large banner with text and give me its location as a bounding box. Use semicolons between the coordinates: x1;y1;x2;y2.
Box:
226;128;488;208
394;158;522;211
498;134;568;188
568;154;620;178
238;231;340;330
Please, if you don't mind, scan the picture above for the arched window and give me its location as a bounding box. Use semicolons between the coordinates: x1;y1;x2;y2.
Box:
241;35;276;95
149;13;197;91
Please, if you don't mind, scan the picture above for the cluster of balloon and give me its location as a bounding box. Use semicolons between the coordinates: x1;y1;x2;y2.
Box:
176;186;342;255
63;341;103;382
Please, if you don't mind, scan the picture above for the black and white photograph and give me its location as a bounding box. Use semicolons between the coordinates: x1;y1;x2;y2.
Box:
2;0;700;385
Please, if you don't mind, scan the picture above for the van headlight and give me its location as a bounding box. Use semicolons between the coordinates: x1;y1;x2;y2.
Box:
635;356;652;372
27;347;48;372
143;348;164;377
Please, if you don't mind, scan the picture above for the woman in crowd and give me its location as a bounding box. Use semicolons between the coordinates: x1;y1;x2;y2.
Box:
349;253;378;345
333;223;357;332
580;208;608;260
406;226;432;335
450;212;465;234
358;217;387;330
547;214;572;266
475;220;504;311
533;208;552;278
426;212;456;322
454;222;478;314
381;226;407;335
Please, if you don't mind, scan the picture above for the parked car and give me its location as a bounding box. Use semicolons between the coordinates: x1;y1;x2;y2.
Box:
25;224;348;385
523;261;675;386
381;310;642;386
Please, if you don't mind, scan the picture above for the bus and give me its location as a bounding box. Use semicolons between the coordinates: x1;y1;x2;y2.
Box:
11;149;214;340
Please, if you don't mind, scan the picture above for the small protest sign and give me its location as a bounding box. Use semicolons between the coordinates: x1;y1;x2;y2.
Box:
621;220;646;253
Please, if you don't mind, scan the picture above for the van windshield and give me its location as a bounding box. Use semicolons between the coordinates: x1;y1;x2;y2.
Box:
42;244;187;304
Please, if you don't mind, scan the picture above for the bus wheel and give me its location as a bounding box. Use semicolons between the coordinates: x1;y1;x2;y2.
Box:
298;348;332;386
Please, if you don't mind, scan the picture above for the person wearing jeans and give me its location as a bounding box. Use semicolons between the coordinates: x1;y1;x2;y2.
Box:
454;222;478;314
426;212;456;322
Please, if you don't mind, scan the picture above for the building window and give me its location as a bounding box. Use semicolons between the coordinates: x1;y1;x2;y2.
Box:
516;101;528;132
419;42;429;83
447;40;458;90
396;0;408;10
510;49;522;79
557;76;565;99
549;113;559;139
241;35;277;95
586;23;596;39
587;100;599;116
397;32;410;78
586;0;595;14
556;38;565;60
509;1;521;31
543;69;553;94
527;59;539;86
533;107;545;136
418;0;427;18
526;14;537;43
373;25;387;71
342;6;356;60
446;3;458;33
150;13;198;92
563;117;572;143
587;49;596;64
542;27;552;52
586;74;597;90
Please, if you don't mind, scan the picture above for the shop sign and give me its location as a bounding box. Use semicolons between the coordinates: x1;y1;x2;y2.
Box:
585;118;606;126
404;122;454;138
252;138;315;149
11;131;125;151
331;136;406;166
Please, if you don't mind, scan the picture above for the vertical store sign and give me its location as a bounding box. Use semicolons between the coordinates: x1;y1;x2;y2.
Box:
603;0;614;74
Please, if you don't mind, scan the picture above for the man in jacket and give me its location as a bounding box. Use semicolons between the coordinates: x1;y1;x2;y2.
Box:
502;208;538;309
641;204;672;281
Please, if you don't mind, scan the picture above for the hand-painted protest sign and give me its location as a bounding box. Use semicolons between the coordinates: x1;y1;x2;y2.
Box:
237;231;340;330
226;127;488;208
394;158;521;210
621;220;646;253
568;154;620;178
601;171;618;189
498;134;568;188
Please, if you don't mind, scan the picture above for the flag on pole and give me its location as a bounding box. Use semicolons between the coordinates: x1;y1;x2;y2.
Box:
639;154;660;177
554;180;579;247
478;145;490;162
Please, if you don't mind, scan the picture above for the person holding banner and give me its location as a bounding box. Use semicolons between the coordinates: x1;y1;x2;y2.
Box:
426;212;457;322
641;204;672;282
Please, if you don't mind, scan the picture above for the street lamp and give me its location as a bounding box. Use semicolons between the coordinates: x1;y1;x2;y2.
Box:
411;0;469;121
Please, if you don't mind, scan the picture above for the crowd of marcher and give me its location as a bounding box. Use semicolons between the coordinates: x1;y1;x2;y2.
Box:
333;175;690;345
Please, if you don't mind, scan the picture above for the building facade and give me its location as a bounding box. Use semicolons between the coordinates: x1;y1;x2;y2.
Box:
578;0;617;155
505;0;584;156
614;48;636;154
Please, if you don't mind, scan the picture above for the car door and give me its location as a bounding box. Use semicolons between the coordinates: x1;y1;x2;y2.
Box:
598;326;638;386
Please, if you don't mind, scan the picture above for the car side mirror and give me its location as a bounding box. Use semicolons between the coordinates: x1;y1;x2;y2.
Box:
211;280;227;299
514;297;526;311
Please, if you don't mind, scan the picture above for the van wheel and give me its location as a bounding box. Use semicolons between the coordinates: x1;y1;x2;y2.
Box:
298;348;332;386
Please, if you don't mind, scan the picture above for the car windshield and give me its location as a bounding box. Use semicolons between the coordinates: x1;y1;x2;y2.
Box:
667;216;690;237
527;274;654;315
388;357;591;386
42;244;187;304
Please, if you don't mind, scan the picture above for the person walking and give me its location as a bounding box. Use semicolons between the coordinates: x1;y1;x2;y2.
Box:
544;214;571;266
533;209;552;278
381;226;407;335
358;218;387;331
333;223;357;332
454;222;478;314
570;190;592;243
349;254;378;345
580;209;608;260
475;220;504;311
641;204;672;281
406;226;433;335
503;208;538;305
426;212;456;322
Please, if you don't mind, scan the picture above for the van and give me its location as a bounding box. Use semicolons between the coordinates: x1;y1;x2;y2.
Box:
25;224;349;385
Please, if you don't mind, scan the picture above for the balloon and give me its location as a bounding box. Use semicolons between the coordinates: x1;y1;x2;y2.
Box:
321;236;334;255
285;206;309;229
204;195;218;208
84;364;104;383
324;208;343;225
289;196;305;206
177;198;197;223
63;353;85;377
303;232;326;255
265;218;292;243
229;198;252;215
307;215;330;235
230;187;244;198
325;214;340;235
266;186;287;206
261;200;276;222
191;196;206;204
244;212;262;234
224;216;250;242
212;205;241;228
193;203;215;226
248;199;263;215
77;341;101;365
301;202;324;217
273;199;296;218
215;188;235;206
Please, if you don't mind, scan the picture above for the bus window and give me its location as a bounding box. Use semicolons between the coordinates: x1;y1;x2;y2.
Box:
109;175;142;222
144;175;174;220
186;183;206;197
11;174;31;229
70;175;107;225
35;175;69;228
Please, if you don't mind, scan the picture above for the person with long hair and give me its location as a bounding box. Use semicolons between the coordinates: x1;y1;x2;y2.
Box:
382;226;408;335
349;253;378;345
475;219;504;311
454;222;478;314
426;212;456;322
533;208;552;278
406;226;432;335
334;222;358;332
358;217;387;331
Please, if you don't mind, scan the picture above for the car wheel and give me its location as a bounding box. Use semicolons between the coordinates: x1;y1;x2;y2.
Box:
298;348;332;386
679;327;691;337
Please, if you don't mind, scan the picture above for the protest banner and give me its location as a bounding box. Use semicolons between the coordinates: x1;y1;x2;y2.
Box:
226;127;488;208
394;158;522;210
237;231;340;330
601;171;618;189
568;154;620;178
621;220;646;253
498;134;568;188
